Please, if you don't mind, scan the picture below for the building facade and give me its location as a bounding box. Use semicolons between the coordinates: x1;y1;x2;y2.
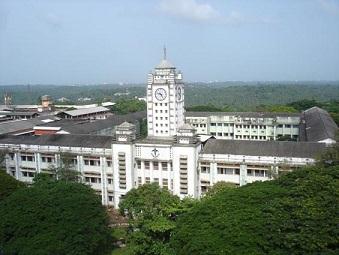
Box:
185;112;300;141
0;52;334;208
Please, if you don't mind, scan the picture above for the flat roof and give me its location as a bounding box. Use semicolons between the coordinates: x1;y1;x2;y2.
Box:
202;139;327;158
38;111;146;135
0;134;112;149
185;111;301;118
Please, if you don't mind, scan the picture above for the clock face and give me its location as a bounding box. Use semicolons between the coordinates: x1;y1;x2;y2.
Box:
155;88;167;101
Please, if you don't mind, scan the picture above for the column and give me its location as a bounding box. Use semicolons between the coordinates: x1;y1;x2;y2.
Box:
239;164;247;186
15;152;20;180
35;152;41;173
100;156;107;205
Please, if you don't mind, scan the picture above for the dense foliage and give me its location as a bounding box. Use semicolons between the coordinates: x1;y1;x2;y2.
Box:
2;84;338;110
185;104;231;112
0;179;112;255
0;170;25;201
111;99;146;115
119;184;192;255
170;166;339;255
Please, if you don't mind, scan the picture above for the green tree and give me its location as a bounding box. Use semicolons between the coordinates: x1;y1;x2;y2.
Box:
287;99;322;111
0;170;25;201
139;118;148;138
119;184;182;255
0;180;112;255
186;104;231;112
255;104;298;113
111;99;146;115
203;181;237;199
170;166;339;255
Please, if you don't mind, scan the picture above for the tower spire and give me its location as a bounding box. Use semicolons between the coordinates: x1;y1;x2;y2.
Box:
163;45;167;60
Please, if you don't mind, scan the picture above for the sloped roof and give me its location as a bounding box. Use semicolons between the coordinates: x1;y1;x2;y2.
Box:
0;134;112;149
301;107;338;142
38;111;146;135
202;139;326;158
179;123;194;130
118;121;135;128
61;106;110;117
0;115;58;135
0;111;38;117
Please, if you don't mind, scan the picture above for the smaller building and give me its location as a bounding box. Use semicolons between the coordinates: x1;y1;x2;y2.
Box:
0;111;39;121
56;106;112;120
33;111;146;136
185;112;300;141
299;107;338;144
198;139;327;194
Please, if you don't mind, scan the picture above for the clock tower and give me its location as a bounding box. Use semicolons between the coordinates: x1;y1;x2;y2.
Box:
147;47;185;138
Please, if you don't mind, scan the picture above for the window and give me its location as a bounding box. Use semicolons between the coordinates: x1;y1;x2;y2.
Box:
285;124;291;128
210;123;216;126
136;160;141;169
144;161;150;170
217;123;222;126
218;132;222;136
163;178;168;189
153;178;159;184
161;162;168;171
217;168;235;175
90;177;101;183
255;170;266;177
21;155;34;162
201;166;210;173
108;178;113;185
138;177;142;185
84;159;100;166
22;171;35;177
145;177;150;184
153;161;159;170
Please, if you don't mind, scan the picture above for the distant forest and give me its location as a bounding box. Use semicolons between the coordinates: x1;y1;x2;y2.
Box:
1;82;339;111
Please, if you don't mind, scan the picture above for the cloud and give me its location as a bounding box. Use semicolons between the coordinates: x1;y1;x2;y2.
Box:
223;11;272;25
159;0;220;22
44;13;63;28
317;0;339;15
159;0;273;25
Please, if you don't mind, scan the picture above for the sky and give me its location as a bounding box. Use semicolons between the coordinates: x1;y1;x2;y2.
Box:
0;0;339;85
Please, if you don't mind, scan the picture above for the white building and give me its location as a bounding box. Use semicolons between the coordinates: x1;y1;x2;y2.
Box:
185;112;300;141
0;51;334;207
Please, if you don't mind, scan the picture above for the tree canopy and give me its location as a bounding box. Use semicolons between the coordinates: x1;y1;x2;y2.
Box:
170;166;339;255
0;179;112;255
185;104;231;112
111;99;146;115
0;170;25;201
119;184;182;255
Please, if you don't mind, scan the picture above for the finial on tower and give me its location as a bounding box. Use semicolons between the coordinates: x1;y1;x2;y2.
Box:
163;45;167;60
